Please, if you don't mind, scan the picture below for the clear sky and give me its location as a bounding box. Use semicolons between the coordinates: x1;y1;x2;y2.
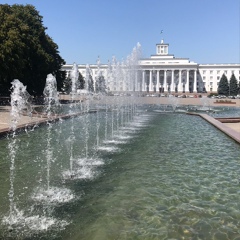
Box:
2;0;240;64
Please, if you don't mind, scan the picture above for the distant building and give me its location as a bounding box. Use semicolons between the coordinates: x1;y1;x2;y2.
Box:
62;40;240;94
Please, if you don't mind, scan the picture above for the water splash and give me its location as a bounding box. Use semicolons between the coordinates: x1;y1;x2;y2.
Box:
168;95;179;112
43;74;59;117
2;80;66;235
10;79;32;131
70;63;79;95
3;80;32;227
32;74;74;204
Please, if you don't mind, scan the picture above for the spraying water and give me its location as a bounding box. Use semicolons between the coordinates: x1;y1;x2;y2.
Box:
70;63;79;96
4;80;33;225
32;74;75;203
168;95;179;112
84;64;91;158
10;80;32;130
43;74;59;189
1;42;146;237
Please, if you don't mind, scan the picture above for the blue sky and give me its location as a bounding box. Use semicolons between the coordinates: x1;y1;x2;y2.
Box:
2;0;240;64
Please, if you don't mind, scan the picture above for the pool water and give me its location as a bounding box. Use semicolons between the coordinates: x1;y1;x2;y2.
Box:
0;105;240;239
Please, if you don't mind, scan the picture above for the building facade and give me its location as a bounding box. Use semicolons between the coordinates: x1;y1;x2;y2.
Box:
62;40;240;94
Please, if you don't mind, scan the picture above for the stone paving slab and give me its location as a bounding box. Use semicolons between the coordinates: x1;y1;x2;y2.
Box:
188;113;240;144
0;105;95;137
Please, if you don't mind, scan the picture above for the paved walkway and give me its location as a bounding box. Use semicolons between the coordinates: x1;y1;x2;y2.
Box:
0;106;43;131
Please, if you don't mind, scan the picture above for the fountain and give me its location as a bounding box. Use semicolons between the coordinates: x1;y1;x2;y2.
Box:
2;80;32;226
32;74;75;203
70;63;79;96
0;43;240;240
168;95;179;112
62;64;80;180
199;95;213;112
2;79;69;237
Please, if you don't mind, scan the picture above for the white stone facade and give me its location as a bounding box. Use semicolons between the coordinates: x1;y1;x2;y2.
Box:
62;40;240;94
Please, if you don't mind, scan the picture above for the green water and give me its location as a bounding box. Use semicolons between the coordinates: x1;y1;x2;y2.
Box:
1;108;240;239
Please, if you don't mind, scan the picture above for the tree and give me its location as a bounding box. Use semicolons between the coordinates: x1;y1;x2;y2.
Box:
95;75;107;93
61;76;71;94
0;4;65;96
88;75;94;92
229;73;238;96
61;72;85;94
217;74;229;95
78;72;85;89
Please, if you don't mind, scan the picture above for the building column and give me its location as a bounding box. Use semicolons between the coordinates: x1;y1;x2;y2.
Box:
164;70;167;93
141;70;145;92
139;71;143;92
193;70;197;93
171;70;174;92
186;70;189;93
178;70;183;92
149;70;152;92
156;70;160;92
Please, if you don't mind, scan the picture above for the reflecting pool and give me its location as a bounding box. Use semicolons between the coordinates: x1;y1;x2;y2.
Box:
0;104;240;239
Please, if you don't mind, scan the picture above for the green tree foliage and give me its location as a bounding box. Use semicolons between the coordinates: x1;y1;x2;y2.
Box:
229;73;238;96
78;72;85;89
217;74;229;95
87;75;94;92
61;76;71;94
61;72;85;94
95;75;106;93
0;4;65;95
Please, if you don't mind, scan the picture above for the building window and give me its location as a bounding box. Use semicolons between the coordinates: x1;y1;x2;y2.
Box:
217;71;220;74
210;76;213;80
164;46;167;54
232;70;235;74
203;70;206;74
203;76;206;80
217;76;220;80
224;71;227;74
210;82;213;86
210;70;213;74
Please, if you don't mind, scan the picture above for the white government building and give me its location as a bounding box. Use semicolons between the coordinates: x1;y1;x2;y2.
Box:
62;40;240;94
